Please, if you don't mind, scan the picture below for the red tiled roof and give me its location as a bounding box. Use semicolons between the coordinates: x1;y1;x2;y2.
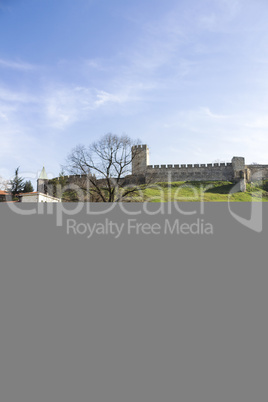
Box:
0;190;9;195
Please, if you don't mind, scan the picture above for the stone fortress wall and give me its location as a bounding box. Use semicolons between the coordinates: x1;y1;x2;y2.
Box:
131;145;268;184
146;162;234;182
245;165;268;181
46;144;268;190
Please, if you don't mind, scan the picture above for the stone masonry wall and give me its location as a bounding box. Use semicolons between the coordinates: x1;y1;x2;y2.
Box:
245;165;268;181
131;144;149;175
145;163;234;182
50;164;268;186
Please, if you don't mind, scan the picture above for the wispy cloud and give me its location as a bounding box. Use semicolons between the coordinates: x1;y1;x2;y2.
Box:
0;58;35;71
44;85;133;129
0;86;37;103
196;0;242;31
84;59;107;71
0;85;42;175
43;80;152;129
200;107;232;120
94;90;128;107
44;86;94;129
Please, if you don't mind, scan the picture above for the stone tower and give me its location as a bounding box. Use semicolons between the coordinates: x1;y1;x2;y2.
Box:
232;157;246;191
232;157;245;180
37;166;49;194
132;145;149;175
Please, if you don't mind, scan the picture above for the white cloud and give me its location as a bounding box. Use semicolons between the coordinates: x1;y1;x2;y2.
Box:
44;86;112;129
200;107;232;120
0;111;8;120
0;86;42;178
197;0;242;31
84;59;107;71
43;81;151;130
0;58;35;71
0;86;37;103
94;90;126;107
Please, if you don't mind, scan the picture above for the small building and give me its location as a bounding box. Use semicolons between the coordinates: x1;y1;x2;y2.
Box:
0;190;11;202
18;192;61;203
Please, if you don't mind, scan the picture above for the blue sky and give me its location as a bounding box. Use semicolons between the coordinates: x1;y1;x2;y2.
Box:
1;0;268;185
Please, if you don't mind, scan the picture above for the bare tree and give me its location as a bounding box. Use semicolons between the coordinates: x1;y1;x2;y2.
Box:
213;159;226;164
0;175;9;191
64;133;147;202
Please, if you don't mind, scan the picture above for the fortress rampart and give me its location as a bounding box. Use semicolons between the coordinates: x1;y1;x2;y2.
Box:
245;165;268;181
131;145;268;185
40;144;268;194
48;148;268;185
145;163;234;181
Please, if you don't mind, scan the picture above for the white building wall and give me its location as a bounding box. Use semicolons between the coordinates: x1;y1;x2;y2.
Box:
21;194;38;202
20;193;61;203
38;194;61;203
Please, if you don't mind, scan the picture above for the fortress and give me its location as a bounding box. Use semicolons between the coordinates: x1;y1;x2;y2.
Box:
37;144;268;194
131;145;268;187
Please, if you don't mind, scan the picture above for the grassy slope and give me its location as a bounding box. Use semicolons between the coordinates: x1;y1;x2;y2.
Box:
138;181;268;202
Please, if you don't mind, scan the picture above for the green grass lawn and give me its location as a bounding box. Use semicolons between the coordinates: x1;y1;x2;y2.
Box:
137;180;268;202
60;180;268;202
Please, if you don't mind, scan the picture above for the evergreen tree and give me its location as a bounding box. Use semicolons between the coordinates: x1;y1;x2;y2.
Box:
58;169;67;188
23;180;34;193
10;167;25;196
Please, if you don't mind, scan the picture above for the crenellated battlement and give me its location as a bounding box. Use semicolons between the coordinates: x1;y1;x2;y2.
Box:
132;144;147;149
49;174;88;183
147;162;232;169
131;144;249;182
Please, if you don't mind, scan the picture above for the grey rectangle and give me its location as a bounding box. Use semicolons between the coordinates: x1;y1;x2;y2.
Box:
0;203;267;402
